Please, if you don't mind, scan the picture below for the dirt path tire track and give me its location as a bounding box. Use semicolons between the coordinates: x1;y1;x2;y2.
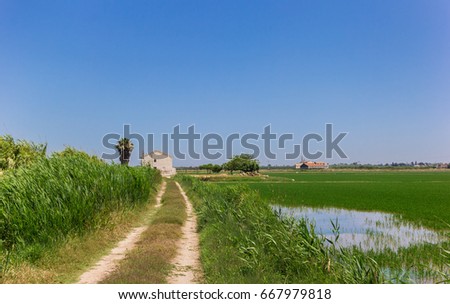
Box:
77;180;167;284
167;182;203;284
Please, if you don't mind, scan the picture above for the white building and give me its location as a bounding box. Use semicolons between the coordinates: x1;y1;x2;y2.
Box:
141;150;177;177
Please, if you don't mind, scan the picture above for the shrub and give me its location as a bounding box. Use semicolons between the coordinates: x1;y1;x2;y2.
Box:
0;135;46;170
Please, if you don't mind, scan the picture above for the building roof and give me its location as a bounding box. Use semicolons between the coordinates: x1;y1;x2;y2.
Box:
296;161;328;168
146;150;172;160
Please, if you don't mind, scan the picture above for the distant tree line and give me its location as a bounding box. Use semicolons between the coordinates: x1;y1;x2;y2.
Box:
199;154;260;174
330;162;449;169
193;159;449;173
199;163;223;173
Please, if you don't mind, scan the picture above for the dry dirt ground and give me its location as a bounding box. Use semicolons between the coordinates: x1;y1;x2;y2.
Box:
166;182;203;284
77;181;167;284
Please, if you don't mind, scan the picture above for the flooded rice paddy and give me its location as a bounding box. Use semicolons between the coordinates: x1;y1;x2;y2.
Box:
273;205;445;252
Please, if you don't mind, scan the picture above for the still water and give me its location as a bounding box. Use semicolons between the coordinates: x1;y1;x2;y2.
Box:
273;205;443;252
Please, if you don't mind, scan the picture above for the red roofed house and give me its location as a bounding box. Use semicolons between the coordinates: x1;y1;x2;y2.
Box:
295;161;329;170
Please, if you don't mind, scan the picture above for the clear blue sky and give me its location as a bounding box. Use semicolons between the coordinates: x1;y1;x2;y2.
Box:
1;1;449;166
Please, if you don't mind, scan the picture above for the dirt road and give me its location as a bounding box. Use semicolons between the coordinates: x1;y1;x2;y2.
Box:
166;182;203;284
77;181;167;284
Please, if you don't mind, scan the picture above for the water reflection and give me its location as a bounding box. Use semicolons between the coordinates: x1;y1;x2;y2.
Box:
273;205;443;252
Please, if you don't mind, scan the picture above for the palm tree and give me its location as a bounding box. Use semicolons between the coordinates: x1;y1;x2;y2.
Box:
115;138;134;165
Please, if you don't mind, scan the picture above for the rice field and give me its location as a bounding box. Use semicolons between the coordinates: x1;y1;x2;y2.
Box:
221;171;450;230
178;175;385;283
207;170;450;283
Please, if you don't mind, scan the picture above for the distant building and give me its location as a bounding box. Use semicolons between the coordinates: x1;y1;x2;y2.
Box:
436;163;449;169
141;150;177;177
295;161;329;170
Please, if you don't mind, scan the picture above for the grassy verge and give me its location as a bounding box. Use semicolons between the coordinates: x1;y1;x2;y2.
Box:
177;175;385;284
1;198;159;283
0;149;161;282
101;179;186;283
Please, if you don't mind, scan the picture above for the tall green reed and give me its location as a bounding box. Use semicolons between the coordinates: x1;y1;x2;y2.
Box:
0;149;160;262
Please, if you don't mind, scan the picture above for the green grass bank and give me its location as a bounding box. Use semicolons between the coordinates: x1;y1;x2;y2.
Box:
0;150;161;278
